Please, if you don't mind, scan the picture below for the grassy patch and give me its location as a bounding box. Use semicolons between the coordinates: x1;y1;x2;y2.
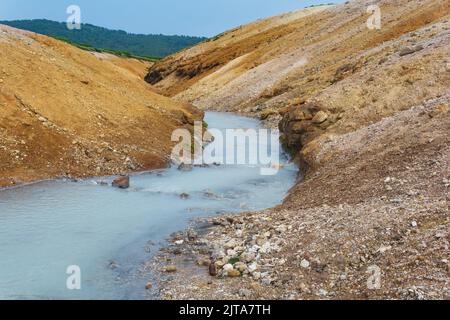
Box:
53;36;161;62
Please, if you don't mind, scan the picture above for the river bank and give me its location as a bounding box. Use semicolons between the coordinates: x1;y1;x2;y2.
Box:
0;112;297;300
0;24;203;189
150;96;449;300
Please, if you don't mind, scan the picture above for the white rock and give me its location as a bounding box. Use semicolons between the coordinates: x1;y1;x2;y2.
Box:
252;272;261;280
248;262;258;273
239;289;252;297
260;242;272;254
225;239;238;249
377;245;392;254
223;264;234;273
300;259;310;269
318;289;328;296
411;221;418;228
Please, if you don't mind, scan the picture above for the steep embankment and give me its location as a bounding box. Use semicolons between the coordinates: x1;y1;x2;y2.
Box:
0;25;203;187
147;0;450;299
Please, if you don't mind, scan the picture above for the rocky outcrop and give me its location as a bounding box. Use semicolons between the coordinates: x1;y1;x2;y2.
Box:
279;103;333;157
112;176;130;189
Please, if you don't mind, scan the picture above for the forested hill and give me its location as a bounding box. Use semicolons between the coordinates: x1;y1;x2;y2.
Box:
0;19;206;58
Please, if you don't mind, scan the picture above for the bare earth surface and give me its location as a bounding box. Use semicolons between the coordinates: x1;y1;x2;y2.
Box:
0;25;202;187
146;0;450;300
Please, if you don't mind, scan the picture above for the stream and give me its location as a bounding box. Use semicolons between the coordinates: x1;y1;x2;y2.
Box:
0;112;297;299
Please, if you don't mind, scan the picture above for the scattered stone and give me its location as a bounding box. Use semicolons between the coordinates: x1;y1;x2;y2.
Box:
178;163;193;172
234;262;248;273
399;45;424;56
312;111;329;124
300;259;310;269
165;265;177;273
411;221;418;228
209;263;218;276
238;288;252;297
227;269;241;278
318;289;329;297
215;260;225;269
197;258;211;267
377;245;392;254
112;175;130;189
180;193;190;199
248;262;258;273
187;230;198;241
223;263;234;273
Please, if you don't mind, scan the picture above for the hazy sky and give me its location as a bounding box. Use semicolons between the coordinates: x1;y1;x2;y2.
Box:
0;0;344;37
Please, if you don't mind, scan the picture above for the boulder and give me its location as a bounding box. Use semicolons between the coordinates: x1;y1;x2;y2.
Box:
112;176;130;189
165;265;177;273
209;263;218;276
180;193;190;199
227;269;241;278
399;45;424;57
178;163;193;172
312;111;329;124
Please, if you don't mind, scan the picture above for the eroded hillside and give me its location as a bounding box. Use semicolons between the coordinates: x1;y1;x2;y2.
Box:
148;0;449;157
0;25;202;187
146;0;450;300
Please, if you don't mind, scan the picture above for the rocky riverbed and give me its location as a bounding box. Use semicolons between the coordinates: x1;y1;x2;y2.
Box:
149;96;449;300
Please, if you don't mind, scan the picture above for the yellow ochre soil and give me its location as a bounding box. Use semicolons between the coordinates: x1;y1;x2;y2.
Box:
0;25;203;187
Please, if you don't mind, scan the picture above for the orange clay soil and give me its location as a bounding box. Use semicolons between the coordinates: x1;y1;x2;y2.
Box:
0;25;203;188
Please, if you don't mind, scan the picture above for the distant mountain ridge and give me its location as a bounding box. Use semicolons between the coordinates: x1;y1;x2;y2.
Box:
0;19;206;58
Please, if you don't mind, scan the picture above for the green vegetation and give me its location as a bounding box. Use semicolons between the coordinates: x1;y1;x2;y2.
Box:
52;36;160;62
0;19;206;59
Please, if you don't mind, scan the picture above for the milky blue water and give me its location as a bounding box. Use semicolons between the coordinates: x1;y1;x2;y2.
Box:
0;112;297;300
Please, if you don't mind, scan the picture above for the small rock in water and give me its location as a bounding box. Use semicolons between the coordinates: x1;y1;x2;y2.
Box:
180;193;190;199
178;163;193;172
145;282;153;290
112;175;130;189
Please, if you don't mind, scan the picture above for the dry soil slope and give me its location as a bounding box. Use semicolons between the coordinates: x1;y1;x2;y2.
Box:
147;0;449;139
0;25;202;187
